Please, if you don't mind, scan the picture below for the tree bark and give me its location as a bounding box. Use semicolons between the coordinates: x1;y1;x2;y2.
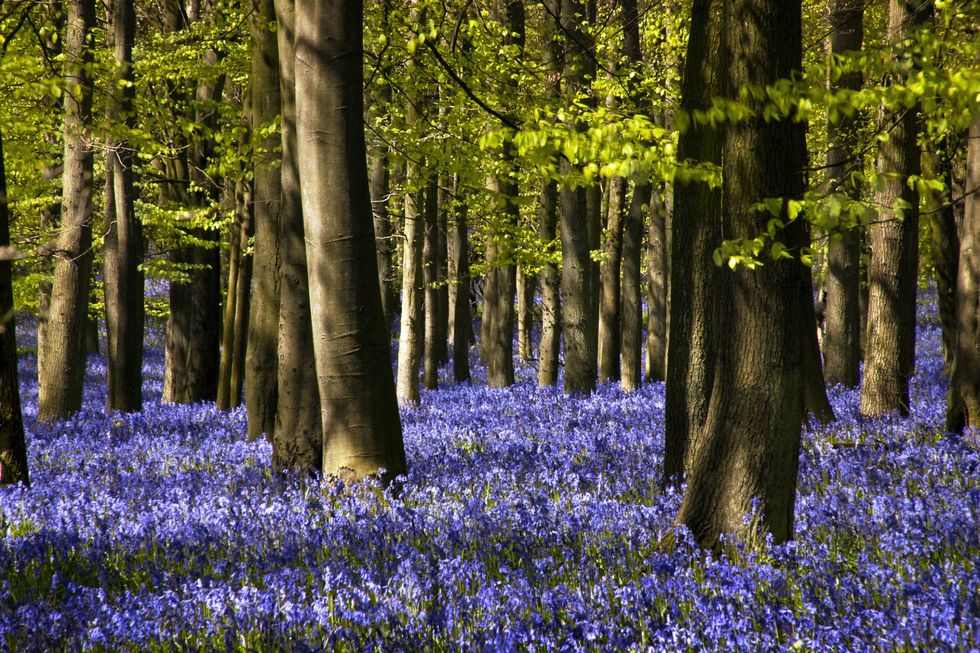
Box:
103;0;144;413
560;0;598;395
950;113;980;429
645;188;668;382
860;0;928;418
599;176;626;382
38;0;96;422
517;269;535;362
0;128;29;486
245;0;282;438
294;0;407;480
396;158;425;404
675;0;809;548
451;175;472;383
663;0;723;485
274;0;321;473
423;176;440;390
622;183;648;391
822;0;864;388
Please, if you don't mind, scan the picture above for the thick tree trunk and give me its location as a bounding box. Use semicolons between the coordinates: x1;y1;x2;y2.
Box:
675;0;809;548
103;0;144;413
294;0;407;480
621;183;648;391
663;0;723;485
822;0;864;388
38;0;96;423
274;0;321;473
451;176;472;383
860;0;928;418
950;115;980;429
560;0;598;395
599;176;626;382
245;0;282;439
0;128;29;486
423;177;440;390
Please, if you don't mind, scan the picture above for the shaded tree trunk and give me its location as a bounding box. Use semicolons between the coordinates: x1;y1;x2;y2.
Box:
245;0;282;438
663;0;723;485
103;0;144;413
423;176;440;390
273;0;321;472
517;269;535;362
675;0;809;548
435;175;450;365
622;183;648;391
860;0;928;417
599;176;626;382
822;0;864;388
645;189;668;382
0;128;29;486
294;0;407;480
451;175;472;383
38;0;96;422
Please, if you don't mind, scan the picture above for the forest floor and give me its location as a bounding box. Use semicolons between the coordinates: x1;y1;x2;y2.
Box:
0;292;978;651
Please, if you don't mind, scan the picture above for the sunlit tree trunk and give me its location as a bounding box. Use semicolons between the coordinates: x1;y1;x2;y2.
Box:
38;0;96;422
103;0;144;413
860;0;928;418
424;177;440;390
294;0;407;480
0;128;29;486
822;0;864;388
622;183;648;391
245;0;282;438
517;269;535;362
273;0;321;472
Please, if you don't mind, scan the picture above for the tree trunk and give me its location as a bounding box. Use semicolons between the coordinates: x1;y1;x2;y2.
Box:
103;0;144;413
663;0;723;485
435;176;450;364
245;0;282;439
38;0;96;423
599;176;626;382
517;269;535;362
622;183;648;391
822;0;864;388
645;188;668;382
294;0;407;480
859;0;928;418
424;176;440;390
396;166;425;404
560;0;598;395
675;0;809;548
949;113;980;429
217;204;243;410
229;188;252;408
0;128;29;486
273;0;322;473
451;175;472;383
486;174;517;388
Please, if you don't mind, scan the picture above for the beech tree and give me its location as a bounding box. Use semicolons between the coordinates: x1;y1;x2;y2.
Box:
293;0;407;479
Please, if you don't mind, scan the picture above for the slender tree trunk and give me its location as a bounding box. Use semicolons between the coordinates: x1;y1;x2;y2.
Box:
645;188;668;382
229;189;252;407
370;145;396;330
245;0;282;438
622;183;648;391
537;0;561;388
860;0;928;418
274;0;321;472
294;0;407;480
822;0;864;388
218;203;244;410
599;176;626;382
451;175;472;383
676;0;809;548
423;176;440;390
435;175;450;364
103;0;144;413
663;0;723;485
949;113;980;429
803;264;836;422
560;0;598;395
0;128;29;486
38;0;96;422
396;163;425;404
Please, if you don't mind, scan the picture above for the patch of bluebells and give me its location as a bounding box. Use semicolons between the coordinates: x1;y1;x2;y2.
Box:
1;291;978;651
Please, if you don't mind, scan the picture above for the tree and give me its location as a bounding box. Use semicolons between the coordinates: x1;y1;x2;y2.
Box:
294;0;407;479
273;0;321;472
0;127;29;486
670;0;811;547
245;0;282;439
103;0;144;412
450;175;472;383
860;0;929;418
37;0;96;422
949;109;979;430
822;0;864;388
